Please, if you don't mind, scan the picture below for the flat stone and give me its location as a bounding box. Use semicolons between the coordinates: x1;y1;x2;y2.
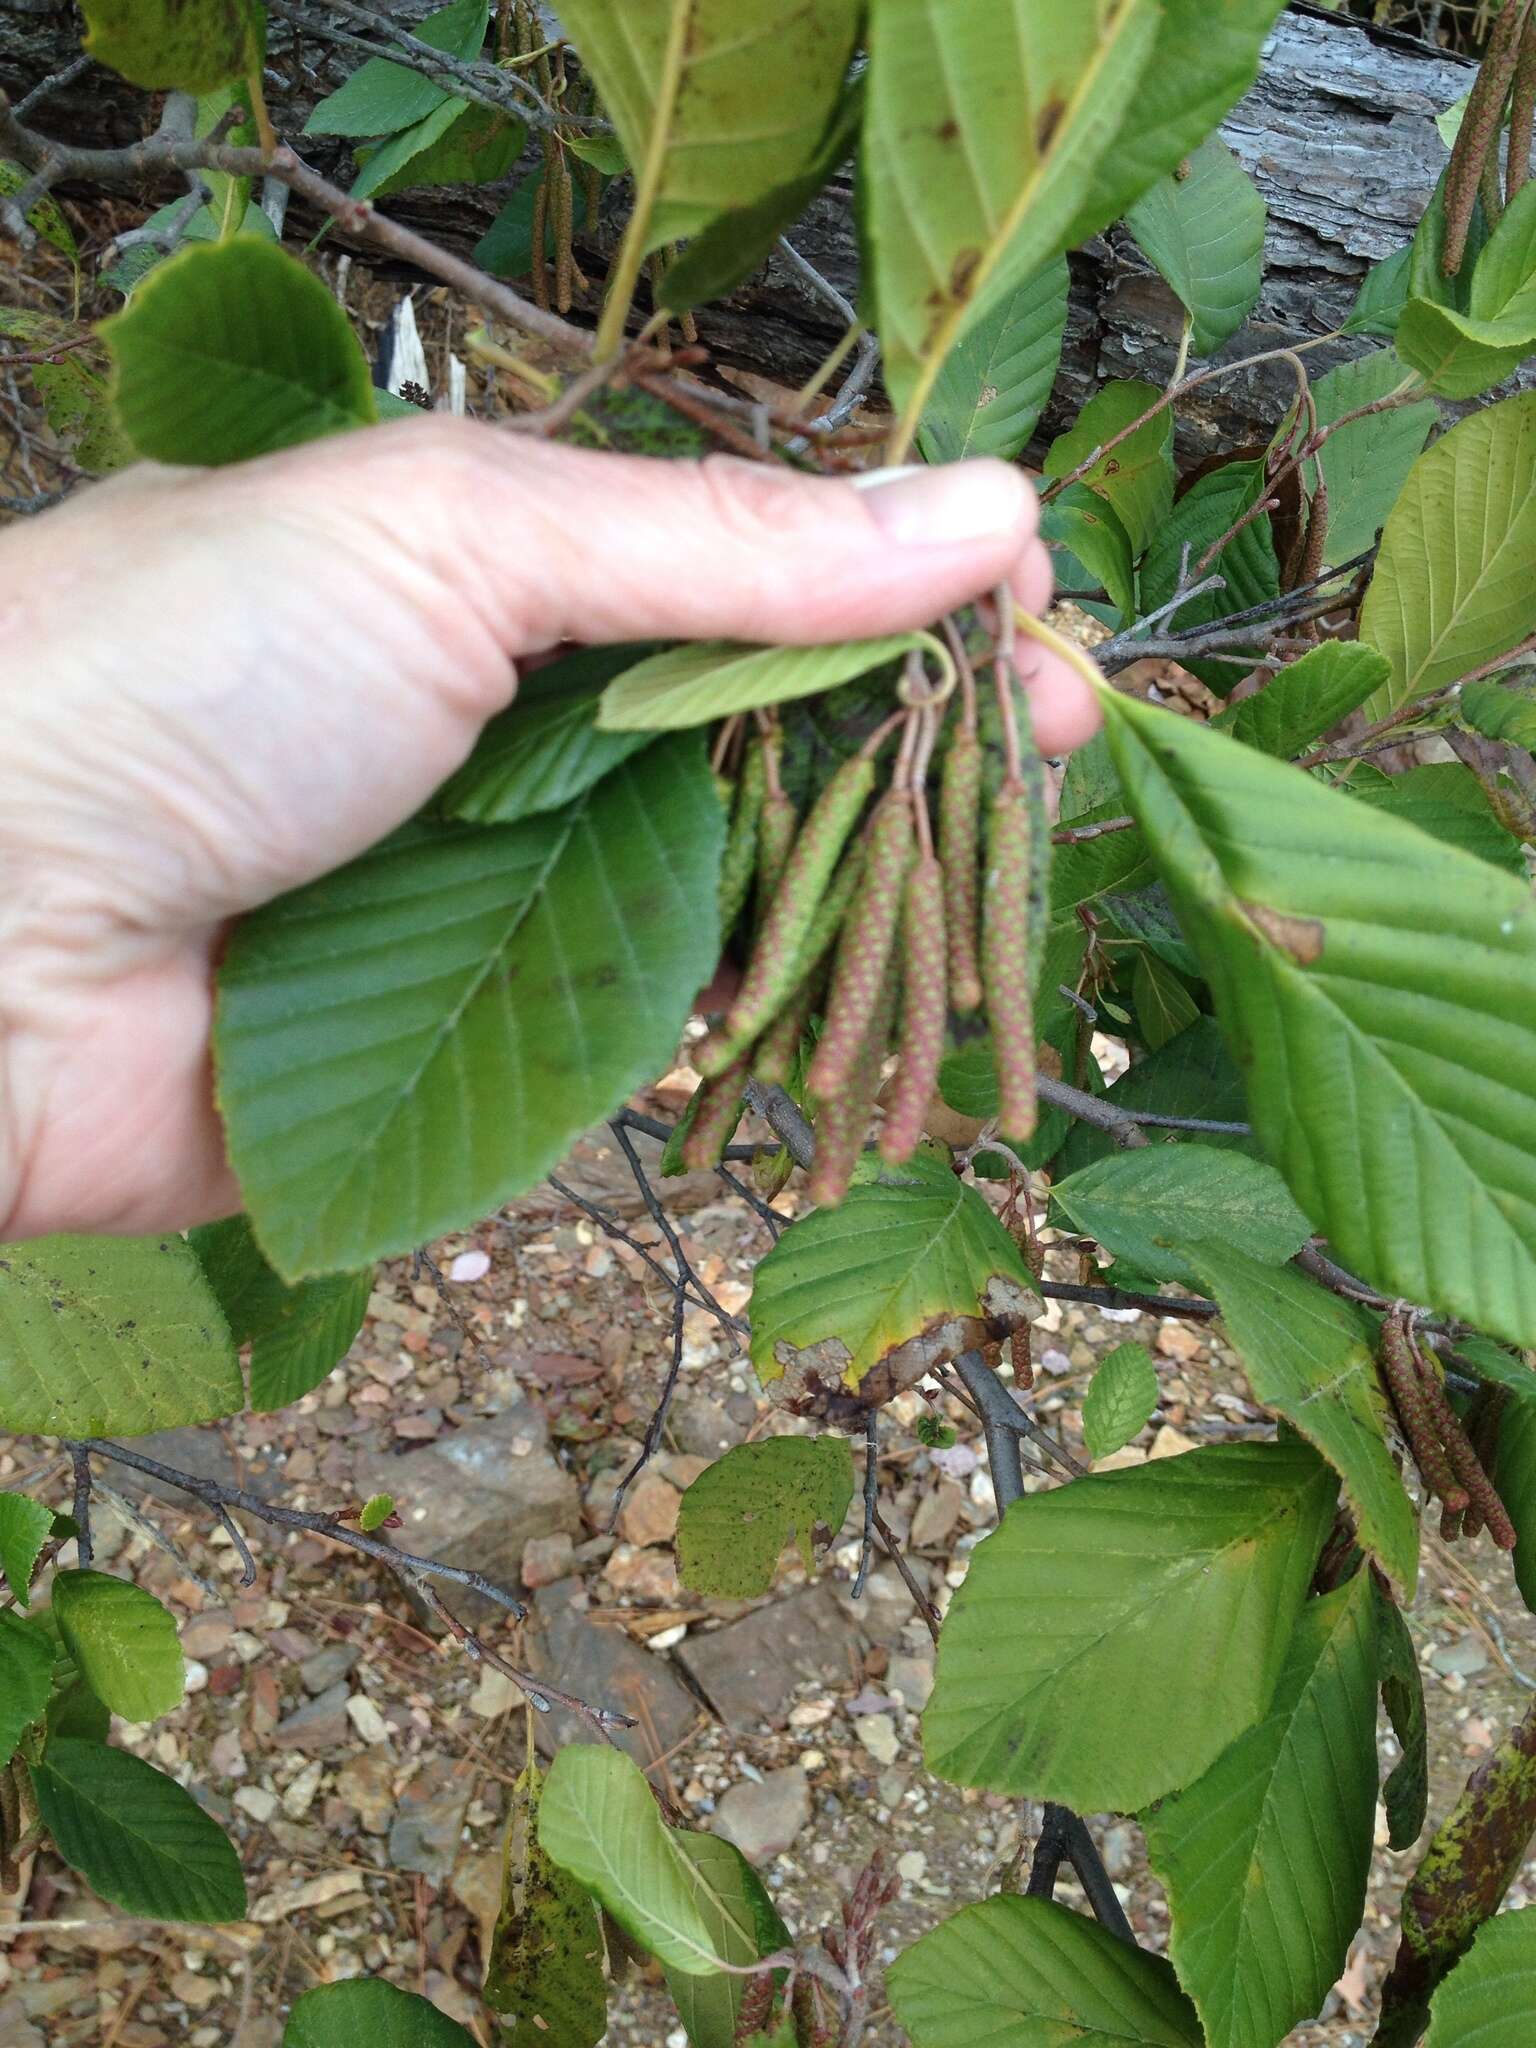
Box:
335;1752;396;1833
855;1713;900;1767
887;1650;936;1713
0;1997;45;2048
233;1785;278;1824
354;1403;580;1618
389;1758;474;1882
617;1471;682;1548
677;1584;860;1731
270;1681;351;1753
299;1643;362;1696
527;1581;699;1771
1430;1638;1490;1678
603;1545;680;1603
522;1532;577;1589
711;1768;811;1861
909;1482;965;1551
469;1667;524;1718
452;1848;502;1962
180;1613;235;1660
833;1564;911;1650
669;1392;746;1459
346;1693;391;1745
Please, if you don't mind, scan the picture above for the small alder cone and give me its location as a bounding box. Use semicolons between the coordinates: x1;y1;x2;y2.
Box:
939;729;985;1012
702;753;876;1075
807;792;915;1101
982;780;1041;1141
880;856;948;1165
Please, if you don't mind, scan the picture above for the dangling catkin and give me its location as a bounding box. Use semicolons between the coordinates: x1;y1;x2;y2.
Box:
807;794;914;1101
982;783;1040;1141
701;755;876;1075
716;739;767;937
754;789;799;927
939;730;984;1011
680;1056;751;1171
807;960;899;1208
880;857;947;1164
1443;0;1527;274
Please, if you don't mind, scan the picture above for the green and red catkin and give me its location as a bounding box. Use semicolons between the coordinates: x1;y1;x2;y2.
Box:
754;786;799;928
1443;0;1529;274
808;793;915;1101
716;737;768;937
880;856;948;1164
1510;17;1536;201
939;729;984;1012
680;1055;752;1171
981;781;1042;1140
808;958;900;1209
701;753;876;1075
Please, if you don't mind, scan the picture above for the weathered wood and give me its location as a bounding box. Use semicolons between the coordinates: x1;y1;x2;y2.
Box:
0;3;1494;448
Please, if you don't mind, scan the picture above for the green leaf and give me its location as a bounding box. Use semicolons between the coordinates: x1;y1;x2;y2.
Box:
1360;394;1536;713
47;1672;112;1747
1398;181;1536;399
1211;642;1392;758
474;171;593;280
923;1440;1337;1811
188;1213;371;1412
1061;0;1286;249
1101;882;1200;979
595;635;936;733
889;1892;1201;2047
1041;484;1137;625
538;1745;770;1977
439;649;659;826
1096;683;1536;1351
1132;950;1200;1051
1051;1148;1312;1289
1462;678;1536;753
304;0;489;135
353;99;525;202
1139;460;1279;692
217;736;723;1278
0;1612;55;1766
104;236;377;465
101;196;278;297
0;1233;240;1437
559;0;860;257
1142;1573;1379;2048
80;0;262;92
0;309;130;475
1056;1017;1251;1177
0;162;77;265
1194;1250;1419;1596
1347;762;1527;876
1376;1578;1429;1851
1126;138;1266;357
285;1980;479;2047
864;0;1161;450
747;1149;1041;1395
663;1836;790;2048
485;1763;606;2048
358;1494;395;1534
677;1438;854;1597
1491;1384;1536;1614
917;259;1069;466
1042;379;1174;558
1424;1904;1536;2047
1310;348;1436;568
1345;244;1413;339
1081;1342;1159;1460
51;1571;185;1722
659;80;864;313
31;1739;246;1923
0;1493;56;1606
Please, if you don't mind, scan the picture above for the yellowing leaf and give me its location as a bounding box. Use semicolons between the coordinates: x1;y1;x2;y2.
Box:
677;1438;854;1597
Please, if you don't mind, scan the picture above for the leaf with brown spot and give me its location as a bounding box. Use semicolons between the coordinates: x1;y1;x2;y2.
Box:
81;0;263;92
486;1762;607;2046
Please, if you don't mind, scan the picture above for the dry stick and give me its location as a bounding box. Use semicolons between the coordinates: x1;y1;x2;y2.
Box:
72;1441;633;1734
872;1509;942;1644
852;1413;881;1600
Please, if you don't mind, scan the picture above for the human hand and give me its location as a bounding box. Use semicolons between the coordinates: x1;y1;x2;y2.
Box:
0;418;1099;1242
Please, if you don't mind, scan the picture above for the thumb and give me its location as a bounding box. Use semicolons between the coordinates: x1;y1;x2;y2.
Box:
322;417;1038;642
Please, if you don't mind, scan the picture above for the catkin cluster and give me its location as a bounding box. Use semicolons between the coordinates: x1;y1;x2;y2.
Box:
677;709;1052;1207
1378;1312;1516;1548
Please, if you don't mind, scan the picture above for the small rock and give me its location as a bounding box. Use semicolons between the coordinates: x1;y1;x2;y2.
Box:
896;1850;927;1884
680;1584;860;1730
710;1768;812;1861
835;1564;910;1649
469;1667;525;1718
252;1869;366;1923
855;1714;900;1767
527;1580;698;1771
1430;1638;1489;1678
655;1453;711;1490
389;1758;473;1882
452;1848;502;1960
909;1482;965;1551
617;1470;682;1548
282;1760;325;1820
604;1545;680;1603
271;1681;351;1753
336;1752;396;1833
1100;1825;1135;1881
1149;1425;1197;1460
670;1392;747;1459
299;1644;361;1697
170;1970;219;2011
0;1998;43;2048
1156;1323;1204;1362
181;1614;235;1660
521;1532;576;1589
346;1694;391;1745
887;1651;936;1712
450;1249;491;1282
233;1785;278;1824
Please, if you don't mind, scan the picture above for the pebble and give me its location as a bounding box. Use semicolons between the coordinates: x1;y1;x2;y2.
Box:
282;1761;325;1820
469;1667;524;1718
711;1768;812;1861
897;1851;928;1883
233;1786;278;1824
345;1694;391;1745
617;1470;683;1548
1429;1639;1489;1678
855;1714;900;1767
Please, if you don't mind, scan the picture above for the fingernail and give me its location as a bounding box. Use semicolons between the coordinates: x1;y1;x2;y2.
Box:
852;460;1027;548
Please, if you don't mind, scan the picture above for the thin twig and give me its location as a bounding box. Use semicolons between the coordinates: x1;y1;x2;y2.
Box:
66;1443;93;1571
852;1412;880;1599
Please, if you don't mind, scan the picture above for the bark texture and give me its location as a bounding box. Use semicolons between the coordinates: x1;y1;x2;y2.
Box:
0;3;1506;448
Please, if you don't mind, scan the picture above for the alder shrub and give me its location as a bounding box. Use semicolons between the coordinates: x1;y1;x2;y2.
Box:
6;0;1536;2043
